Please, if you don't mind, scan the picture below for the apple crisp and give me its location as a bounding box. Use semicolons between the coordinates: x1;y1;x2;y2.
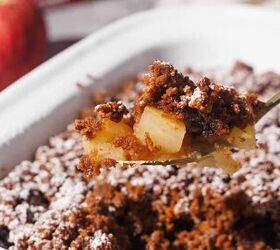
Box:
75;61;265;177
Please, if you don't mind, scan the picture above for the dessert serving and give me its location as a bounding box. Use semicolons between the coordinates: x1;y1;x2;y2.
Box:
0;61;279;250
75;61;265;177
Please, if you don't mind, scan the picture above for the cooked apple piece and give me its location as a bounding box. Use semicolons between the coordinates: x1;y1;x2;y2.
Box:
134;106;186;154
93;118;133;143
226;125;256;149
211;149;240;175
197;154;216;167
197;149;240;175
82;118;133;161
83;140;126;161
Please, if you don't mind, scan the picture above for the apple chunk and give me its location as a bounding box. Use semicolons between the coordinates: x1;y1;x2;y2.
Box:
197;149;240;175
93;118;133;143
83;141;126;161
82;118;133;161
211;149;240;175
226;125;256;149
134;106;186;154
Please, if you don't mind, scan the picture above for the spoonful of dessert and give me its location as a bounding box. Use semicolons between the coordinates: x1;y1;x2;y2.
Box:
75;60;279;178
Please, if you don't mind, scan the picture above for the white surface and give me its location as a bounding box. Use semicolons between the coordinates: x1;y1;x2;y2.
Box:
0;4;280;176
45;0;280;41
45;0;155;41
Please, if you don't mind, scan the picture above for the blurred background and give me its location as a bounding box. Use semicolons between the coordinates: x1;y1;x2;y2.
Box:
0;0;279;91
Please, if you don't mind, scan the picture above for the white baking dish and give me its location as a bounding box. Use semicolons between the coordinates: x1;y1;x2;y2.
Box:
1;4;280;178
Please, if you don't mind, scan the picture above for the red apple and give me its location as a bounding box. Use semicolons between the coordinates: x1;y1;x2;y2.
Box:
0;0;47;90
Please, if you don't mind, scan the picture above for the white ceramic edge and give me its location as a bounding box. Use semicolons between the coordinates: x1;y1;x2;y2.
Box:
1;4;280;172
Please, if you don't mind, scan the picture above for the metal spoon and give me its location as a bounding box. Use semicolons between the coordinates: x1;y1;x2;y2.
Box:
118;90;280;166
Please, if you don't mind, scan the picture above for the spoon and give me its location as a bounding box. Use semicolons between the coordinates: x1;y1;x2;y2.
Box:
118;90;280;166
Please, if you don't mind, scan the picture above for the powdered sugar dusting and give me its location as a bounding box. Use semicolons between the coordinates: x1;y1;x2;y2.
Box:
0;127;90;249
90;230;115;250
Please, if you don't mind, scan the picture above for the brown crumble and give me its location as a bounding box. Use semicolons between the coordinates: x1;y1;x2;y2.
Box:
135;61;265;139
112;134;150;160
75;117;102;138
95;101;129;123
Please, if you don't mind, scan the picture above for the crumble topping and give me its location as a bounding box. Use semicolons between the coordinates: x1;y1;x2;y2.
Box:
74;117;102;138
95;101;129;123
0;126;90;249
76;162;279;249
136;60;265;138
90;230;118;250
78;155;117;177
112;134;150;160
